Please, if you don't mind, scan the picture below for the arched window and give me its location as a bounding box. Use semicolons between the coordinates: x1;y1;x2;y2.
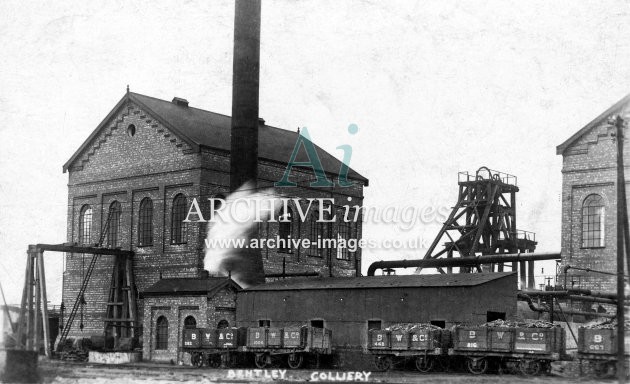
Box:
171;194;187;244
156;316;168;350
217;319;229;329
138;198;153;247
323;204;333;256
183;315;196;329
78;205;92;245
309;211;323;256
278;207;293;253
337;220;350;260
582;194;605;248
107;201;121;247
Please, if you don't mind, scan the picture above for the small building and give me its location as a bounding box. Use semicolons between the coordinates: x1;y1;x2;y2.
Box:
556;94;630;292
141;277;241;363
236;272;517;349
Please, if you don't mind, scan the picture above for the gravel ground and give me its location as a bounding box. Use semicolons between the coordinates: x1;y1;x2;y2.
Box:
26;360;613;384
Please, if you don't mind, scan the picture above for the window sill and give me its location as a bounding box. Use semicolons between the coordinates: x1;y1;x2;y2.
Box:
580;246;606;250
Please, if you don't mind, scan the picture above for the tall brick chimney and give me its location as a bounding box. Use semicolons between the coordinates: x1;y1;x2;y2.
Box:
227;0;265;286
230;0;261;191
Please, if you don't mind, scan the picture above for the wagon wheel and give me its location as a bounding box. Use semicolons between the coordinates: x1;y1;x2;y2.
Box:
436;356;450;372
221;352;237;368
207;354;221;369
592;361;614;379
254;353;270;369
373;355;393;372
415;356;434;373
466;357;489;375
191;352;203;368
519;360;541;376
287;353;304;369
541;360;552;375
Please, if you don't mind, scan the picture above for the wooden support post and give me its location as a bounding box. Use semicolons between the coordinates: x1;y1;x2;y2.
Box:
17;253;31;349
25;252;34;351
125;256;137;338
34;252;41;353
113;257;120;339
37;250;51;357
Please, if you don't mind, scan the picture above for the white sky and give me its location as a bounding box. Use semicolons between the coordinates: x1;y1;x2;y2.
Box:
1;0;630;304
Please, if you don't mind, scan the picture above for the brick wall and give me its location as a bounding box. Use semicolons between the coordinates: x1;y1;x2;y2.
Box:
62;100;367;340
142;287;237;363
559;108;630;292
64;103;206;338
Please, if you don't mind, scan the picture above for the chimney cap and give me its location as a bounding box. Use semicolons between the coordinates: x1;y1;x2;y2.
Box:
172;97;189;107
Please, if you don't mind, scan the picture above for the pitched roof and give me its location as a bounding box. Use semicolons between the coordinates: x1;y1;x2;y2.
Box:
142;277;241;297
244;272;515;291
556;92;630;155
63;92;369;185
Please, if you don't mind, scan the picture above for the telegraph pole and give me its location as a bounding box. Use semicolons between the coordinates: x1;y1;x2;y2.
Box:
613;115;628;383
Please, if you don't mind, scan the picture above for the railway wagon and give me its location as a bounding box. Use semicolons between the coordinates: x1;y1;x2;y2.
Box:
366;325;451;372
451;325;565;375
183;327;240;368
182;325;332;369
577;327;630;378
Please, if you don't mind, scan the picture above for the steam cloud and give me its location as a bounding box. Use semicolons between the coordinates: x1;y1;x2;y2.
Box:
204;182;281;288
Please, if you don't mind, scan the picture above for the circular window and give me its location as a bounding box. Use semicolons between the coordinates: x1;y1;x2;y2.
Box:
127;124;136;137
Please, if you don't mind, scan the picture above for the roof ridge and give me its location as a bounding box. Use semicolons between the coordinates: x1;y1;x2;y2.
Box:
130;91;232;119
64;91;369;183
556;92;630;155
131;91;302;135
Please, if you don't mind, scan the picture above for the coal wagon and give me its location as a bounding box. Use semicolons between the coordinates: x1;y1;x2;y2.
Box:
577;324;630;378
182;325;332;369
450;320;565;375
365;324;450;372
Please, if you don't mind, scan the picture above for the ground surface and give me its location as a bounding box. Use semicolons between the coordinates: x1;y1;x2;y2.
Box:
21;360;612;384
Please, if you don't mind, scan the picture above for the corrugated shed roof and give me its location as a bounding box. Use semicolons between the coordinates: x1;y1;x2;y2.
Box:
244;272;515;291
64;92;368;185
142;277;241;297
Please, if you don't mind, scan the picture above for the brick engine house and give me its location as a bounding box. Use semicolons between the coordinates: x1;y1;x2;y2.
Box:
557;93;630;292
60;90;368;344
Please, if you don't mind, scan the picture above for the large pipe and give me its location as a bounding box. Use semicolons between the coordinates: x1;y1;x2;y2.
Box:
367;252;560;276
517;293;615;318
565;288;620;300
520;289;621;305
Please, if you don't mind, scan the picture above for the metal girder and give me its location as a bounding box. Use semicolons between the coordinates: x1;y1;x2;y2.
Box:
34;243;133;257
